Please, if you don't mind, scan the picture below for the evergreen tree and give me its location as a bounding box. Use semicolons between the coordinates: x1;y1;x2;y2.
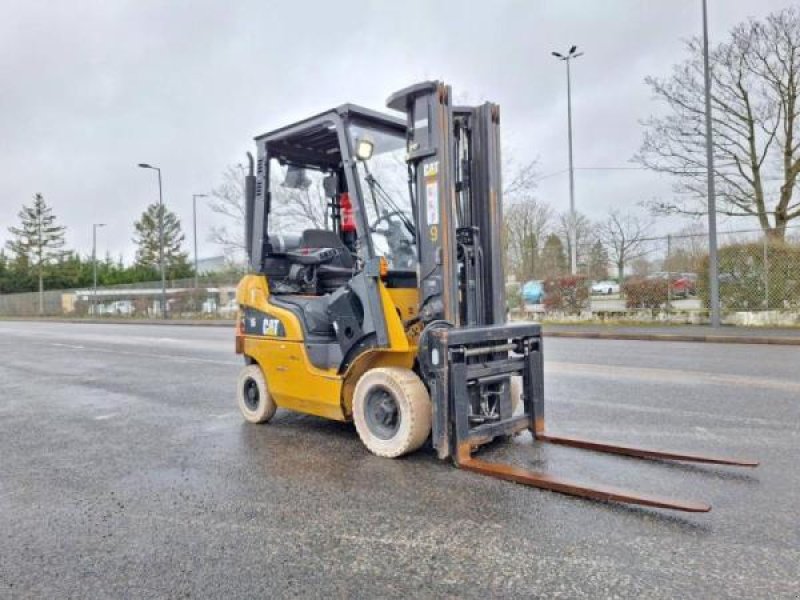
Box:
133;203;193;279
587;240;610;280
6;193;66;313
540;234;567;278
0;251;8;293
520;232;539;281
45;251;88;290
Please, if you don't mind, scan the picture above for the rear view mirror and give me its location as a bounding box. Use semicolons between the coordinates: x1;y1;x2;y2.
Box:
323;174;338;198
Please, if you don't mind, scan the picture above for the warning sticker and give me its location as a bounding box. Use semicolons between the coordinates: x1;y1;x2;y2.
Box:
424;160;439;226
426;181;439;225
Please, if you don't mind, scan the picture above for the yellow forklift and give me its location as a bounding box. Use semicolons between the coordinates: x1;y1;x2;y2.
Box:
235;81;756;512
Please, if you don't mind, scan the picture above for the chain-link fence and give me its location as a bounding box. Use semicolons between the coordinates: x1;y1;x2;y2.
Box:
3;227;800;325
628;226;800;325
0;275;240;319
510;224;800;325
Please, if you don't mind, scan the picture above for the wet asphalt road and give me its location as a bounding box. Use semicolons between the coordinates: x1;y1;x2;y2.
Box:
0;321;798;599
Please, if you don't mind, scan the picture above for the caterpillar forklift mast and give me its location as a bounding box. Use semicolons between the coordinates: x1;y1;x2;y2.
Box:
235;80;756;513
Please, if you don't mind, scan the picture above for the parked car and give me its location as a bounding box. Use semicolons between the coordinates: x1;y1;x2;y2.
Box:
96;300;134;316
647;272;697;298
671;273;698;298
521;280;545;305
591;280;620;295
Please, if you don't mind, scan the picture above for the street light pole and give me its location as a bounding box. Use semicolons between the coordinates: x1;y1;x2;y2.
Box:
701;0;721;328
552;46;584;275
138;163;168;319
192;193;208;292
92;223;106;316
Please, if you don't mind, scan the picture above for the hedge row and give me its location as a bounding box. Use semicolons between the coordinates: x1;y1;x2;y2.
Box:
543;276;590;314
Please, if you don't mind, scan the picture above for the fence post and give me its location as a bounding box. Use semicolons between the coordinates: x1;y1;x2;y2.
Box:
666;234;672;314
763;237;769;310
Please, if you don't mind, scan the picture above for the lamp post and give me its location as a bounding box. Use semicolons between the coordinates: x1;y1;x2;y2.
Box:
701;0;721;328
92;223;106;316
137;163;168;318
192;193;208;292
552;45;584;275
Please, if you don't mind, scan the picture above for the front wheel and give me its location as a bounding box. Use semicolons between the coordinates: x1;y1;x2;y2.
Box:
352;368;431;458
237;364;277;424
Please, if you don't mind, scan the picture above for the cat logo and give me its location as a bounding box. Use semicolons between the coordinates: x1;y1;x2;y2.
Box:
241;308;286;338
262;318;281;337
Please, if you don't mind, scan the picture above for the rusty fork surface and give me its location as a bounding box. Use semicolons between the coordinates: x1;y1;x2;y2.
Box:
455;434;759;512
456;444;711;512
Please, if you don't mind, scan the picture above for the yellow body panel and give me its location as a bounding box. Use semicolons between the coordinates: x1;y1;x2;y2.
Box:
386;287;419;322
236;274;418;422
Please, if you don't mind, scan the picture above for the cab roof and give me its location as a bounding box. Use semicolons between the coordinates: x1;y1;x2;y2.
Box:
255;104;406;170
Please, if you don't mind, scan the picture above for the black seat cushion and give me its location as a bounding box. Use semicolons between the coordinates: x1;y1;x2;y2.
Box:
273;294;335;337
299;229;354;269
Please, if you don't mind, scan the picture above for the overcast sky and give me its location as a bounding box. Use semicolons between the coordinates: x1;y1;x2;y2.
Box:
0;0;793;262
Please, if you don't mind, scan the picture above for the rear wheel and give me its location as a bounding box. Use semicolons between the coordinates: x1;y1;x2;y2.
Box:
353;367;431;458
237;364;277;424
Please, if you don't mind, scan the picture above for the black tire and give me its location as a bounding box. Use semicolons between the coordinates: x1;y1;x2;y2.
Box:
352;367;431;458
237;364;277;424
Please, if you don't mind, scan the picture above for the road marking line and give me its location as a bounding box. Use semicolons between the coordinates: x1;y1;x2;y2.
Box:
558;396;787;427
39;341;239;366
547;361;800;393
211;412;238;419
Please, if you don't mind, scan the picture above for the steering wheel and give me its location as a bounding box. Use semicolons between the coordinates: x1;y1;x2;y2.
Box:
369;210;406;234
369;211;416;269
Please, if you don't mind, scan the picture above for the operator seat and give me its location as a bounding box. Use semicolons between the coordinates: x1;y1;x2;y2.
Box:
298;228;354;292
271;229;356;339
298;229;354;268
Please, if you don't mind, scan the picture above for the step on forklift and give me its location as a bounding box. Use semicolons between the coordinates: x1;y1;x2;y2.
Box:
235;81;757;512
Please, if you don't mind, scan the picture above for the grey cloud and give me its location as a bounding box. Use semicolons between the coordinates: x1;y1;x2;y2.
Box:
0;0;792;261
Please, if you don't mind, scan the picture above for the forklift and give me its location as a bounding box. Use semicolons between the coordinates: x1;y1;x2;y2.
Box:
235;81;756;512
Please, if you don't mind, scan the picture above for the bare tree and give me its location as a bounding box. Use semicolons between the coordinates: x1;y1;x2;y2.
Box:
271;179;327;231
208;164;247;255
502;157;552;281
664;222;709;273
556;211;597;269
503;157;539;201
600;210;652;281
630;257;653;278
635;8;800;240
208;164;325;257
504;199;552;281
